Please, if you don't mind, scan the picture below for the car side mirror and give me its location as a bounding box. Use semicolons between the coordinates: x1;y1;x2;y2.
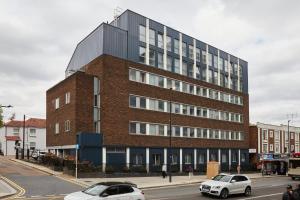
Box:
101;193;109;197
231;180;236;183
211;176;214;180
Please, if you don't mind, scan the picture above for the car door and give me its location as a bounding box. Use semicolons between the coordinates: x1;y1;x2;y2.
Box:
101;186;123;200
117;185;135;200
234;176;247;194
228;176;239;194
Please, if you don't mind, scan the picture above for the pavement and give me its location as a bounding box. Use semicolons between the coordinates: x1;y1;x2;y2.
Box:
0;178;16;199
10;158;265;189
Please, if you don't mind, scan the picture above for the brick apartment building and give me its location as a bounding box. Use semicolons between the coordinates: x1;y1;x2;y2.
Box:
47;10;249;173
249;122;300;166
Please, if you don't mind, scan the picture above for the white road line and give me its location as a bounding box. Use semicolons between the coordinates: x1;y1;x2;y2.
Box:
238;192;282;200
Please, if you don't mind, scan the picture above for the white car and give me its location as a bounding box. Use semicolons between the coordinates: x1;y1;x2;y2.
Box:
199;174;251;199
64;182;145;200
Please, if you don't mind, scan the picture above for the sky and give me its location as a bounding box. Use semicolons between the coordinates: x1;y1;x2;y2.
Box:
0;0;300;126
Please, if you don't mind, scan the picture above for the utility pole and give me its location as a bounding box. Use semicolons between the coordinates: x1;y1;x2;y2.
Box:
22;115;25;159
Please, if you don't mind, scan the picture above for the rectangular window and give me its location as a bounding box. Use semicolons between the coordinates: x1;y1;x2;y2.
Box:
269;131;274;138
208;69;213;83
129;69;137;81
55;98;60;109
173;126;180;137
149;49;155;66
190;128;195;137
139;46;146;63
158;33;163;48
182;62;187;76
149;124;158;136
55;123;59;134
222;154;227;163
270;144;274;152
149;29;155;46
171;154;178;164
139;25;146;42
158;125;165;136
182;42;187;57
129;96;137;107
232;153;237;162
158;100;164;111
213;71;218;84
140;97;146;109
188;64;193;78
29;142;36;149
224;60;228;72
196;48;201;62
167;36;172;51
199;154;205;164
213;55;218;68
157;53;163;69
152;154;161;166
129;122;136;134
65;120;70;132
184;154;192;164
29;129;36;137
140;123;146;134
189;45;194;60
174;58;180;74
203;129;208;138
208;53;213;66
183;127;188;137
13;128;19;135
139;71;146;83
65;92;70;104
167;56;172;71
174;39;179;54
133;154;143;165
201;50;207;64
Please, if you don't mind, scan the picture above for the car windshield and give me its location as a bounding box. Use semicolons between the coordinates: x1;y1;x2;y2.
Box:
83;184;108;196
212;175;232;182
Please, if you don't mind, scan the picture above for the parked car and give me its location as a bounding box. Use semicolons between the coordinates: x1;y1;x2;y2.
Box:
32;150;47;160
199;174;251;199
64;182;145;200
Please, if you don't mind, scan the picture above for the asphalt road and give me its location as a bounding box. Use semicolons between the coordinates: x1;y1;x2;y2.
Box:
0;157;83;199
144;176;300;200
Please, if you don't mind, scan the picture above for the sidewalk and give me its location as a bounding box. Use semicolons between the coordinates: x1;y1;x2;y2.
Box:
0;179;17;199
10;158;265;189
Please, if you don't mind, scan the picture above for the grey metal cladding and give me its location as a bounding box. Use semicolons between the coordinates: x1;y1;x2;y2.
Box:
127;11;146;63
67;25;104;72
239;59;248;93
103;24;128;60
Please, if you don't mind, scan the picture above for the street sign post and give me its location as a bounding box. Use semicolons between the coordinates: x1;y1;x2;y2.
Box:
75;144;79;179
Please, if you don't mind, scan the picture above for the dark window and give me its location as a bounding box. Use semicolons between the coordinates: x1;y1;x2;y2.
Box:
140;97;146;109
119;185;134;194
140;123;146;134
129;96;136;107
105;186;118;196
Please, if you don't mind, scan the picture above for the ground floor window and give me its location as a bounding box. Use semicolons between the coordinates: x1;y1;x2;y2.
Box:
232;152;237;162
210;153;217;161
171;154;178;165
133;154;143;166
241;153;246;162
198;154;205;164
222;153;227;163
152;154;161;166
184;154;192;164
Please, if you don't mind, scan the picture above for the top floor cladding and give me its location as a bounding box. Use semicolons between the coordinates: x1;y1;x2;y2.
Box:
66;9;248;94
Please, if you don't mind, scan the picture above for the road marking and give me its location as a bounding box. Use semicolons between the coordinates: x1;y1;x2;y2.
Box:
0;175;26;199
238;192;282;200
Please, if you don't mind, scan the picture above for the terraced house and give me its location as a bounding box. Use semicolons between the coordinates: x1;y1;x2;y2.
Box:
46;10;249;173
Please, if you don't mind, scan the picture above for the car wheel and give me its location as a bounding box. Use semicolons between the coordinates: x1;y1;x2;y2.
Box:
245;186;251;196
220;188;229;199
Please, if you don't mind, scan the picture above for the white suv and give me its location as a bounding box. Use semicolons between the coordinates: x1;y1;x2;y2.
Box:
199;174;251;199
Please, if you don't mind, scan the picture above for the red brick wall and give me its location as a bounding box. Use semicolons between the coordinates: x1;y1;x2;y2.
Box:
249;125;258;150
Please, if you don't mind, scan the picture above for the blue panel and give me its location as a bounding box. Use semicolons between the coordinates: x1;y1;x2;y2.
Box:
149;148;164;172
130;147;146;164
220;149;229;172
209;148;219;162
76;132;103;147
197;149;207;173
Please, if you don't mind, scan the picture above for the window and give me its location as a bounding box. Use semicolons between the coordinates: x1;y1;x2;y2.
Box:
202;129;208;138
158;100;164;111
232;152;237;162
149;124;158;136
152;154;161;166
182;42;187;57
55;98;60;109
158;33;163;48
65;92;70;104
213;71;218;84
149;49;155;66
224;60;228;72
133;154;143;165
208;69;213;83
119;185;134;194
263;130;267;140
183;127;188;137
13;128;19;135
129;122;136;133
201;50;207;64
129;69;137;81
65;120;70;132
291;133;294;140
213;55;218;68
210;153;217;161
29;129;36;137
173;126;180;137
139;46;146;63
196;48;200;62
275;143;280;153
157;53;163;69
188;64;193;78
270;144;274;152
149;29;155;46
208;53;213;66
139;25;146;42
222;154;227;163
55;123;59;134
190;128;195;137
140;97;146;108
199;154;205;164
158;125;165;136
129;96;137;107
106;186;118;196
167;56;172;71
166;36;172;51
263;144;268;153
171;154;178;164
174;39;179;54
189;45;194;60
139;71;146;83
182;62;187;76
184;154;192;164
241;154;246;162
174;58;180;74
29;142;36;149
140;123;146;134
269;131;274;138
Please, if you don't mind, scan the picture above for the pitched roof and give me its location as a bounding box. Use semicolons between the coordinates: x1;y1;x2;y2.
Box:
5;136;21;141
4;118;46;129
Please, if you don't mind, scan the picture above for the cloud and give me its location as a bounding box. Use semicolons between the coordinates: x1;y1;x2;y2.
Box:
0;0;299;127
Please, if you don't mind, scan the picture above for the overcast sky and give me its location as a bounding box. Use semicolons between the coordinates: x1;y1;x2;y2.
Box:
1;0;300;126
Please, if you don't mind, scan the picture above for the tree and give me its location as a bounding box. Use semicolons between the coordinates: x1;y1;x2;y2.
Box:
0;106;3;128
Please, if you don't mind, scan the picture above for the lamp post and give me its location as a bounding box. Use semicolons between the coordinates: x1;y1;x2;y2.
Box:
288;120;291;156
169;88;173;183
21;115;25;159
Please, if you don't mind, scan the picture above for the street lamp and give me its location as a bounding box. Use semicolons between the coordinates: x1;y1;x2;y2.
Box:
169;87;173;183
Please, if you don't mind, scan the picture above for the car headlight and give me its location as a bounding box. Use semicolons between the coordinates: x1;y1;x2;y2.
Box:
213;186;221;189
